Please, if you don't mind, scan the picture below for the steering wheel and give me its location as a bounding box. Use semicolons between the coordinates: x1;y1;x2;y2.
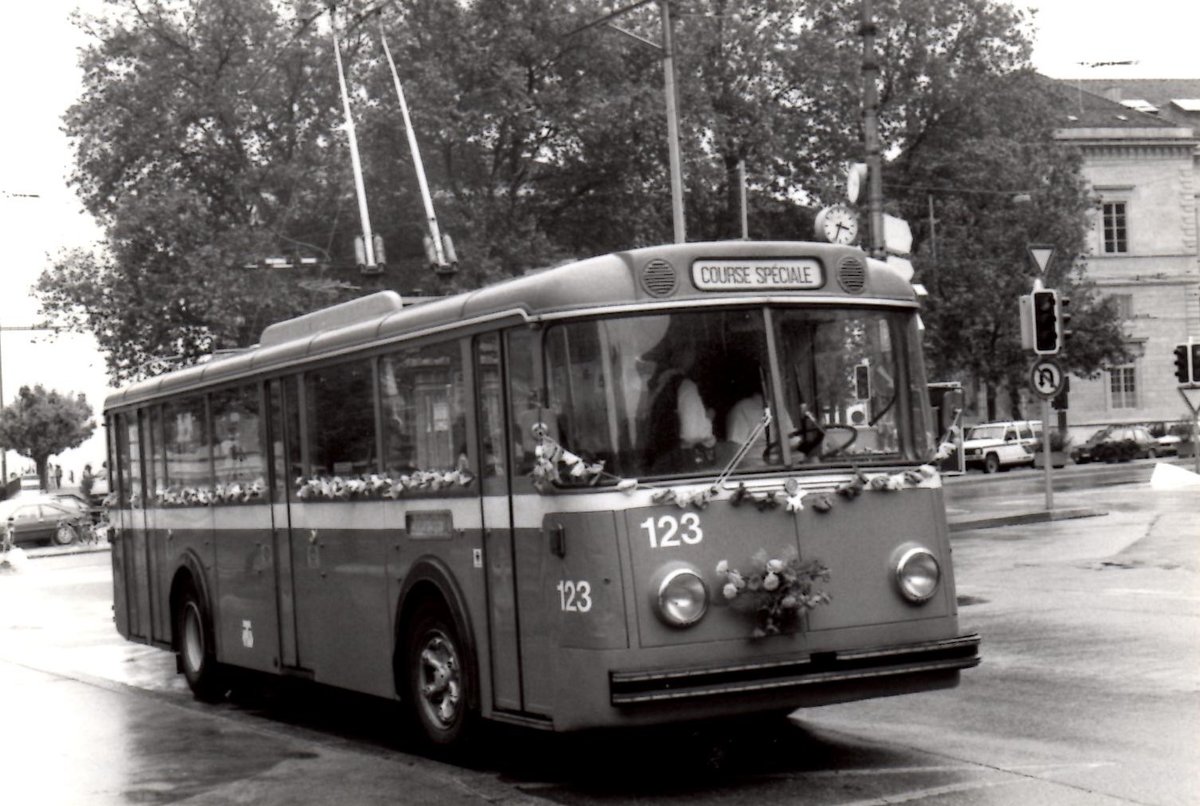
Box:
817;423;857;455
791;421;857;456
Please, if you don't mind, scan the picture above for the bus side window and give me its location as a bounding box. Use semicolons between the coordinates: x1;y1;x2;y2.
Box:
380;341;467;478
306;359;378;478
506;328;542;477
474;333;507;481
163;395;211;498
211;384;267;494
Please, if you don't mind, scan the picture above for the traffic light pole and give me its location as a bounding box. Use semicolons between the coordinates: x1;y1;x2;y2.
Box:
1041;398;1054;511
1178;387;1200;475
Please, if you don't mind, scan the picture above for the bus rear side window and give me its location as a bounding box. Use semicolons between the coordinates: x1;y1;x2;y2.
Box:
379;343;466;476
211;385;266;489
306;360;378;477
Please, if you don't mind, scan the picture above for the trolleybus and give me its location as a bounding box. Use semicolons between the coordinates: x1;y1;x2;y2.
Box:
105;240;980;748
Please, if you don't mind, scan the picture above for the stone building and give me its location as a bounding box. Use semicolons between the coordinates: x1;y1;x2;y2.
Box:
1053;79;1200;440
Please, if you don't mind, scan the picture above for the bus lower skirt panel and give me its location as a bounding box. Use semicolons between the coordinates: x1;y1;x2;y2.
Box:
609;634;981;706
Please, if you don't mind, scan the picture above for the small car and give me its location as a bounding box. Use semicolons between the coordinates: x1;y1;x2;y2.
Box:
1070;425;1158;464
1154;434;1181;457
0;495;91;546
962;420;1041;473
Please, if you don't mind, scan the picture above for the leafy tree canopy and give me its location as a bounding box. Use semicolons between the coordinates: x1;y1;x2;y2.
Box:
0;385;96;489
38;0;1124;405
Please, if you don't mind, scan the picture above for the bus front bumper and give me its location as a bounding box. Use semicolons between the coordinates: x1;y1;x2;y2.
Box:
610;633;981;706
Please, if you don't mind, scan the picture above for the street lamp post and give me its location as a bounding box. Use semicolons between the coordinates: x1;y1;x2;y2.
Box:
566;0;686;243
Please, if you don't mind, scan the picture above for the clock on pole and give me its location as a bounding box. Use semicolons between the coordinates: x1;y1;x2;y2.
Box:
814;204;858;245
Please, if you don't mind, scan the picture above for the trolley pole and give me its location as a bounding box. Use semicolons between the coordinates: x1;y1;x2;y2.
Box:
659;0;685;244
860;0;885;259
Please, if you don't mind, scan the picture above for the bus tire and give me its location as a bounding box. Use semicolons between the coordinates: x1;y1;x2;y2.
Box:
404;600;475;750
175;582;227;702
983;453;1000;474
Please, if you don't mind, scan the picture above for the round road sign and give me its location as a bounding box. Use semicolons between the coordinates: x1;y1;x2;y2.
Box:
1029;358;1065;400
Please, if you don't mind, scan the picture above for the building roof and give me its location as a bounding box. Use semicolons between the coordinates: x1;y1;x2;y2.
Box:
1071;79;1200;129
1047;77;1179;130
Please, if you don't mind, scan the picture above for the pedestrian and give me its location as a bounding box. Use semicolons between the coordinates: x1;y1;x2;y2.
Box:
55;464;64;490
81;464;94;498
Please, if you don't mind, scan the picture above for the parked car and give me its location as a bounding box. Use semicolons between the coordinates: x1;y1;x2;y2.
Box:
0;495;90;545
962;420;1041;473
1154;433;1181;457
1070;425;1159;464
50;492;101;523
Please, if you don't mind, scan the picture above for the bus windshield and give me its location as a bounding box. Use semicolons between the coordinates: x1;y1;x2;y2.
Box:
541;306;931;482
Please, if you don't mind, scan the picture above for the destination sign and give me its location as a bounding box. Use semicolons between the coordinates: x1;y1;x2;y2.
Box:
692;258;824;291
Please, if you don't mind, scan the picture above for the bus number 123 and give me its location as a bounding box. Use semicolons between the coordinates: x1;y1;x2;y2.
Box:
557;580;593;612
640;513;703;549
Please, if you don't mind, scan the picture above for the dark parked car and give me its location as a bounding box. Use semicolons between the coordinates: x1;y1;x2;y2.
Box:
1070;425;1159;464
0;495;90;545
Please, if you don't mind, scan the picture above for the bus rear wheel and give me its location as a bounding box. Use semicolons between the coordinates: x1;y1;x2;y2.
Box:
175;583;227;702
405;601;475;750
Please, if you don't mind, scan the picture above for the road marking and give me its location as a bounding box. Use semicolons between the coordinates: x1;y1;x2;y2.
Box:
824;762;1115;805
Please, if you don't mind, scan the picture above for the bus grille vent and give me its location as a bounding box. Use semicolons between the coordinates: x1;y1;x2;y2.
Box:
641;259;678;297
837;256;866;294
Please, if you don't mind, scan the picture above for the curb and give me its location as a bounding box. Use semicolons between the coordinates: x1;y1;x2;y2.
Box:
948;507;1108;533
23;543;112;560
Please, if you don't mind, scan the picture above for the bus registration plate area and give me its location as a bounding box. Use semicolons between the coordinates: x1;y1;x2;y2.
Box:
625;504;802;648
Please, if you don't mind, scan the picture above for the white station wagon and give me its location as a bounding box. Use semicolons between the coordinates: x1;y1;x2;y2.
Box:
962;420;1041;473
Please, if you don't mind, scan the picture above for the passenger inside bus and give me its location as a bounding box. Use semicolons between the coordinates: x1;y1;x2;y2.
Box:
725;362;801;464
643;338;717;469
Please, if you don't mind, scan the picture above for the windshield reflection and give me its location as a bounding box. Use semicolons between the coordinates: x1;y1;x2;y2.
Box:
535;307;929;483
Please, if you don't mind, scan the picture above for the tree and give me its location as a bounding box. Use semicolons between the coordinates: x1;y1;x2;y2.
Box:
884;70;1129;418
39;0;1123;406
0;386;96;489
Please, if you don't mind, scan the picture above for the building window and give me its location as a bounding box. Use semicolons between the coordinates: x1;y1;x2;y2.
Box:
1109;293;1133;320
1102;202;1127;253
1108;365;1137;409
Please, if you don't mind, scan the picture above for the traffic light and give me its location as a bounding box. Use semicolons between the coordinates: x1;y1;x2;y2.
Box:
1059;296;1071;344
1031;290;1059;355
1174;344;1192;384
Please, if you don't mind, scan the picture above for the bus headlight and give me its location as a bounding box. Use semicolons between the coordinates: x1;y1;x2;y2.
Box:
657;569;708;627
894;546;940;603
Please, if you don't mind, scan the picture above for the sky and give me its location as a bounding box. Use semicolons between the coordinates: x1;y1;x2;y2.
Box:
1;0;1198;479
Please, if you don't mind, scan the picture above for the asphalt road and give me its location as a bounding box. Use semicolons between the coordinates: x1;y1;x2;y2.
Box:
0;473;1196;805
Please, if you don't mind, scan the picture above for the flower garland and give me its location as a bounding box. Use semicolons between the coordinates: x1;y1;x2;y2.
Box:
716;547;831;638
295;469;475;501
156;479;268;507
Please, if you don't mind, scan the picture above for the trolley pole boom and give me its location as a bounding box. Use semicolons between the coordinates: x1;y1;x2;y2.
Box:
379;19;446;267
330;6;375;268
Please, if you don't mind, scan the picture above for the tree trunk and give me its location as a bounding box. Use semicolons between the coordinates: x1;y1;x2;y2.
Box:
985;384;997;422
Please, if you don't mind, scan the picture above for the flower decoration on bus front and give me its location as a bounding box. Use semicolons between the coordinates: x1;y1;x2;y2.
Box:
530;425;613;492
716;548;831;638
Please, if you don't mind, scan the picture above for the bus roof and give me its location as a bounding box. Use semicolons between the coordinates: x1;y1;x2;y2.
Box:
104;241;917;411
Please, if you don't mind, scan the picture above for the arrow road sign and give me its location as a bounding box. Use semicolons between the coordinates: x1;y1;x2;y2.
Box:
1029;357;1065;399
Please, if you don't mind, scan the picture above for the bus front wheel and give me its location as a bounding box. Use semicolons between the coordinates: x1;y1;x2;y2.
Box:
405;601;475;750
175;583;227;702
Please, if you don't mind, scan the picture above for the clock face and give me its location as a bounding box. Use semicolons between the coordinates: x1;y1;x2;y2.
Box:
816;205;858;245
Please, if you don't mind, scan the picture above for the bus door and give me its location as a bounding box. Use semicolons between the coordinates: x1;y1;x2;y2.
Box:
478;330;556;717
476;333;521;711
143;407;170;643
267;378;300;669
210;382;284;675
124;411;153;641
